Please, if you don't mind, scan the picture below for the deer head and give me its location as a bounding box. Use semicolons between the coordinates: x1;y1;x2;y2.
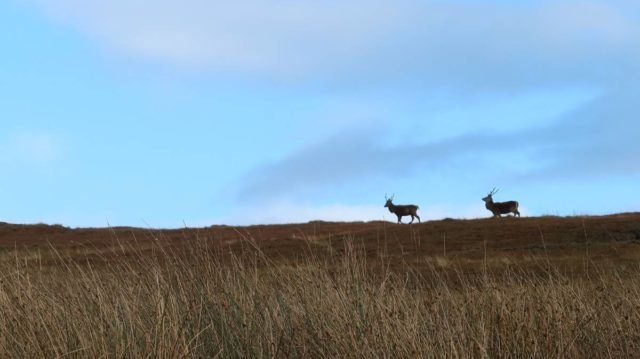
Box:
482;188;499;203
384;193;395;207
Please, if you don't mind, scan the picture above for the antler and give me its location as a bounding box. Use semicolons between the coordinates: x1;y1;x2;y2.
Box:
489;188;499;196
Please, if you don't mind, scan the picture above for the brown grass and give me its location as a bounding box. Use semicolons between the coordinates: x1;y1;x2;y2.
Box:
1;215;640;357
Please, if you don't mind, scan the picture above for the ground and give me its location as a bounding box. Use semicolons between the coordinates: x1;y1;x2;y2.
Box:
2;213;640;273
2;213;640;357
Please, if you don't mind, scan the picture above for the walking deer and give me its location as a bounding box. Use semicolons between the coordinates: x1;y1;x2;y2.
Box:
482;188;520;218
384;194;421;224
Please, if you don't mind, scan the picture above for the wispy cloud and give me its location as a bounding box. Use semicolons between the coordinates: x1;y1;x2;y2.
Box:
229;85;640;205
29;0;640;89
216;202;385;225
229;124;532;204
206;200;495;225
515;88;640;181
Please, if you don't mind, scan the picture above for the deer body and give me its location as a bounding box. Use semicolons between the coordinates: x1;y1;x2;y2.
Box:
482;189;520;218
384;196;421;224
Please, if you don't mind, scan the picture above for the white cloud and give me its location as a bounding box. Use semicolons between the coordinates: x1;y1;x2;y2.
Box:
203;200;501;226
30;0;407;78
27;0;640;87
213;202;386;225
420;204;490;221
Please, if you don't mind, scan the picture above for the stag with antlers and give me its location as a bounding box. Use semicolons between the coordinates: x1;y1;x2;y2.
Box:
384;194;421;224
482;188;520;218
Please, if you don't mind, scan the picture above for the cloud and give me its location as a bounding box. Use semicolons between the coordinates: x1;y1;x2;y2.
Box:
514;88;640;181
229;83;640;205
28;0;640;89
217;202;385;225
230;124;534;203
205;200;496;225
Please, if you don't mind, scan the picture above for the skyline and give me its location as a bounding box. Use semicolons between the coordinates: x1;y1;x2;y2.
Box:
1;0;639;227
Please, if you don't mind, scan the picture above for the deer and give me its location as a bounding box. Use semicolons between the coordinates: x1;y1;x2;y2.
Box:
384;194;421;224
482;188;520;218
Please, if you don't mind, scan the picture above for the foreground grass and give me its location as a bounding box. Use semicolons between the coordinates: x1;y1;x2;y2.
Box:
0;234;639;358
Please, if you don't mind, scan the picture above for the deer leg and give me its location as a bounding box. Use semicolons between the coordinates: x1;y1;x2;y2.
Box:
415;214;421;223
515;210;521;217
409;215;414;224
397;215;402;224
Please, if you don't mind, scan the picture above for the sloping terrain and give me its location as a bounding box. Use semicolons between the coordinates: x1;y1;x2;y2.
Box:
1;213;640;272
2;214;640;357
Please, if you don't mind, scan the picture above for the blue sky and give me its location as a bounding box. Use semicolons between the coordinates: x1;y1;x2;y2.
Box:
1;0;639;227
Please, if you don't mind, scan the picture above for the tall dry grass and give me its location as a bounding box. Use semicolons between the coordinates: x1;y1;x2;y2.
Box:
0;233;639;358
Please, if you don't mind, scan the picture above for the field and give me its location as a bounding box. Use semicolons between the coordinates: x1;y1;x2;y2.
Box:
1;213;640;357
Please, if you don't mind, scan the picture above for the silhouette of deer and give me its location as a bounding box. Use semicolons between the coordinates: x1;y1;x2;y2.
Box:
384;194;421;224
482;188;520;218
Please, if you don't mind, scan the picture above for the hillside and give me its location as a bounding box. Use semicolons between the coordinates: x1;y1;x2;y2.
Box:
2;213;640;272
2;214;640;357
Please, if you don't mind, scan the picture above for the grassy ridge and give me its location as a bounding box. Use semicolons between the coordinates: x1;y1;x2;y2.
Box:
0;229;640;358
